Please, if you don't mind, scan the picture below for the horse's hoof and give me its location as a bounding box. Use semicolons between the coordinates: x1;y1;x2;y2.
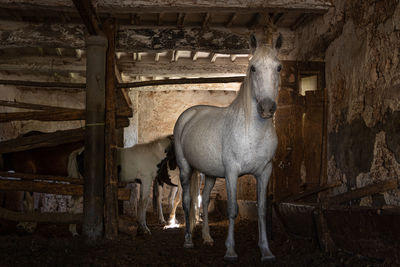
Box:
223;255;238;262
183;241;194;249
203;240;214;247
261;255;276;262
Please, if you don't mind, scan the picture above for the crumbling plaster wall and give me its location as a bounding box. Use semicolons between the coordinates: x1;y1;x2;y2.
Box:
293;0;400;205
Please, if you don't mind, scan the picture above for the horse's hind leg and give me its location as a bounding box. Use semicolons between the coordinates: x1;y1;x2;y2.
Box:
157;182;166;225
137;178;152;235
169;184;181;223
256;162;275;262
201;175;216;246
179;162;193;248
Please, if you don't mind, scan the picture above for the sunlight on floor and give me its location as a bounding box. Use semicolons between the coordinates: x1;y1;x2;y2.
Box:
163;217;182;229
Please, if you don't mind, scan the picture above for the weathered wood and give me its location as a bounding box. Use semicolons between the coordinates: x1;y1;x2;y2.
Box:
0;207;82;224
0;128;85;154
0;171;83;185
116;116;130;129
276;182;341;203
327;179;399;205
104;18;119;240
0;178;130;201
117;28;249;53
118;76;244;89
0;56;86;74
313;209;336;253
0;179;83;196
0;1;332;14
0;109;85;122
83;35;107;240
119;57;249;77
0;79;85;89
0;100;74;111
72;0;102;35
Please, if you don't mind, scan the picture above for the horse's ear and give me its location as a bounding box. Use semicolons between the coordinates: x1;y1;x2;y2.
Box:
275;33;282;51
250;34;257;53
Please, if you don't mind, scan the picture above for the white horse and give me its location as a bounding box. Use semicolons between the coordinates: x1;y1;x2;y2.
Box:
173;34;282;262
117;135;175;235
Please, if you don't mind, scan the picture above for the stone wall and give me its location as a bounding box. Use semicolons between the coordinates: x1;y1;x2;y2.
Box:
293;0;400;205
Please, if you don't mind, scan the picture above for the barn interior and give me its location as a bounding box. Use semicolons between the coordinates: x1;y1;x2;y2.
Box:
0;0;399;266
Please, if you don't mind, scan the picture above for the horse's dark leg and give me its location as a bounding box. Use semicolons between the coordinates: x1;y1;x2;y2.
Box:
179;163;193;248
256;162;275;262
224;171;239;261
202;175;216;246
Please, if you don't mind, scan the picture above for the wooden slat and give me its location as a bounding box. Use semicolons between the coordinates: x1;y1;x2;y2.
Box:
0;100;75;111
0;79;85;89
0;128;85;154
118;76;244;89
72;0;102;35
0;172;83;185
0;109;85;122
0;179;83;196
276;182;341;203
0;179;130;201
0;207;82;224
327;179;399;205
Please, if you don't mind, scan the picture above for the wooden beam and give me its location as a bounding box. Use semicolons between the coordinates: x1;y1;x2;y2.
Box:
0;109;85;122
0;20;250;53
0;178;130;201
276;182;341;203
0;79;85;89
0;179;83;196
210;53;218;62
104;18;119;239
177;13;186;27
0;100;75;111
72;0;102;35
0;1;332;14
226;13;237;27
202;12;211;29
0;207;82;224
0;128;85;154
327;179;399;205
0;172;83;185
118;28;250;54
118;76;244;89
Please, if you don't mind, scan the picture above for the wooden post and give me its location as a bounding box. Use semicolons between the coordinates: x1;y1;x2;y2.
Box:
104;19;119;240
83;35;107;241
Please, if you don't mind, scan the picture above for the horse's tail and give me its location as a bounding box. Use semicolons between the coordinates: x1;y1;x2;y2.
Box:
67;147;84;179
189;170;201;233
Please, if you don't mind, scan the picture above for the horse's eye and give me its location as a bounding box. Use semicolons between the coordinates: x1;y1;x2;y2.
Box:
250;65;256;72
277;65;282;72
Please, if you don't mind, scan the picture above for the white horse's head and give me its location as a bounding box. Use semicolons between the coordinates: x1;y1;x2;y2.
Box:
248;34;282;119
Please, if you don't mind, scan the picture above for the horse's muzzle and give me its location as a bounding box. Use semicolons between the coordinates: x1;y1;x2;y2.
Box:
257;98;277;119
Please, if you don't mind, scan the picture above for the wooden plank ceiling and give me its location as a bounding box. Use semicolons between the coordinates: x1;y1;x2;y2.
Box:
0;0;332;87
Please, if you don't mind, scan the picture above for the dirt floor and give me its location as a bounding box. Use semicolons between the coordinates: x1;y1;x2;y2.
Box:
0;211;398;267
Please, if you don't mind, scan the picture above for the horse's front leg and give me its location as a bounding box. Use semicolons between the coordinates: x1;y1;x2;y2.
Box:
137;179;152;235
224;173;238;261
169;184;181;223
256;162;275;262
202;175;216;246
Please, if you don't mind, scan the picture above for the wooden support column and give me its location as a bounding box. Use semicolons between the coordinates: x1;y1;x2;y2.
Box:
104;19;119;240
83;35;107;241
